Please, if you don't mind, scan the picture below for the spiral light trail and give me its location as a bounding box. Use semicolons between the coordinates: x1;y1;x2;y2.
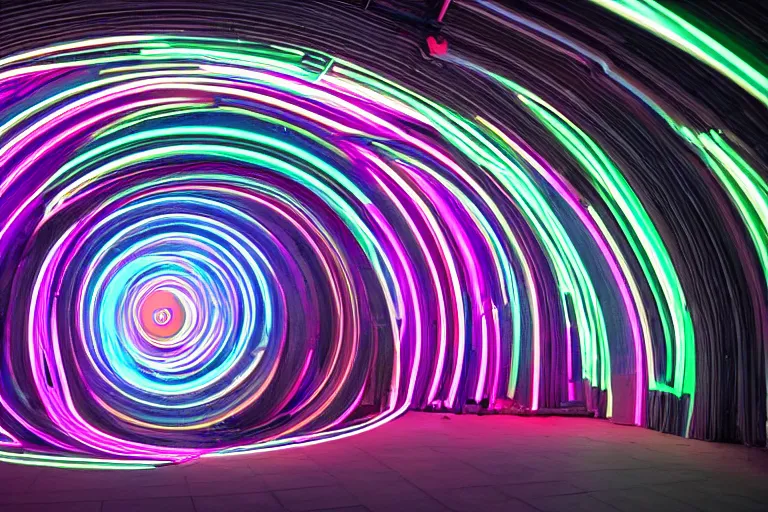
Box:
0;0;767;469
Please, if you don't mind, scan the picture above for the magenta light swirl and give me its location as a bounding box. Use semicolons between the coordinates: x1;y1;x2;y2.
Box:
0;32;728;468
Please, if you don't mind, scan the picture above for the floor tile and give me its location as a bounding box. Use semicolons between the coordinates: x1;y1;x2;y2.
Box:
193;491;285;512
275;484;361;511
525;493;620;512
262;471;340;491
432;485;511;512
500;480;585;499
186;475;268;496
590;487;699;512
102;496;196;512
0;503;102;512
650;481;766;512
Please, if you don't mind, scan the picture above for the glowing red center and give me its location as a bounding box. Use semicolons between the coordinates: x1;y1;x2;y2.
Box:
139;290;184;338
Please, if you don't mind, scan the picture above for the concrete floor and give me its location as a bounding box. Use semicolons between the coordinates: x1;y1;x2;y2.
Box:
0;413;766;511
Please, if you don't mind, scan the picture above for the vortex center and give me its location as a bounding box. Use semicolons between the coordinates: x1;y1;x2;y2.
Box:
139;290;185;339
153;308;172;326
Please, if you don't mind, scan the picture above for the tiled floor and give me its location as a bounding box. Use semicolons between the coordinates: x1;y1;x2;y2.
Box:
0;413;766;511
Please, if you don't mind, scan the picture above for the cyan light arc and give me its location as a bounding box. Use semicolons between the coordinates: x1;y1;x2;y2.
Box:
0;13;766;468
